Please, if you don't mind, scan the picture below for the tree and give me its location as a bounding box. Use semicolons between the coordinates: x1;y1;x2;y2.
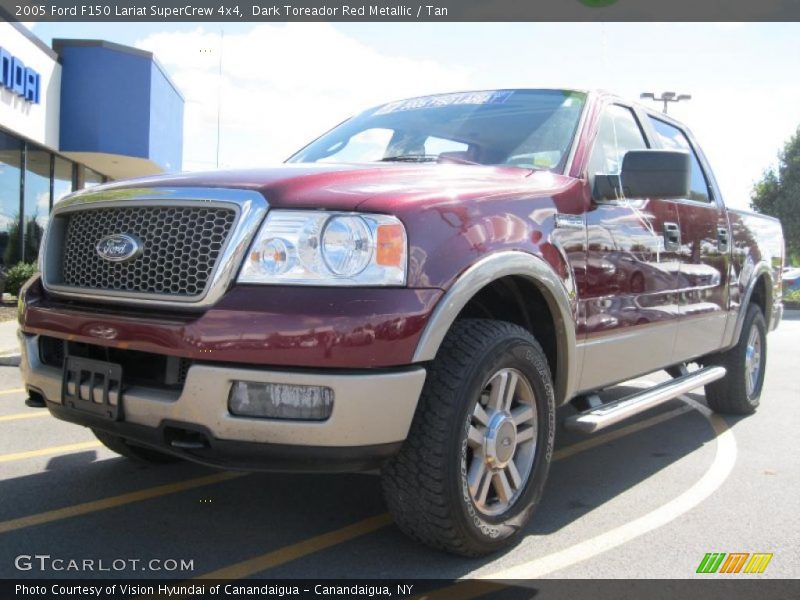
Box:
2;216;21;267
751;126;800;264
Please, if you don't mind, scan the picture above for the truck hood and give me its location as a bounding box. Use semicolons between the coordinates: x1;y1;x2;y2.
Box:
78;163;574;212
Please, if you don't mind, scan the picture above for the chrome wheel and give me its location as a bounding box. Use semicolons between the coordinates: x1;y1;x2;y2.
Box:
745;324;762;397
466;368;537;516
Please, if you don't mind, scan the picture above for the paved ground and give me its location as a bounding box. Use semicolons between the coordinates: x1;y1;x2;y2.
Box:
0;315;797;580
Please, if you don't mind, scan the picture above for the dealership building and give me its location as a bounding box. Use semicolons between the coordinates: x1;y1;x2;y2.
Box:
0;18;183;266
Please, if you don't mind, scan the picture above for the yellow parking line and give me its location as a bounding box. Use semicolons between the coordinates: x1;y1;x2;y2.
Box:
0;472;245;534
0;440;102;464
0;388;26;396
0;396;697;580
190;405;696;580
194;513;393;580
0;412;49;423
553;405;692;461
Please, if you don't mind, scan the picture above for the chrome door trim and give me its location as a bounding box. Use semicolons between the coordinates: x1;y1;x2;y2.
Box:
40;187;269;310
411;251;579;406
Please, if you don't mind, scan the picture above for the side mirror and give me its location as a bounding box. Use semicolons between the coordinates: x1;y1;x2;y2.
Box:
593;150;691;202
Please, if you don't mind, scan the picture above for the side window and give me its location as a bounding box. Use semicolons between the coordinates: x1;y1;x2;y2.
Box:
587;105;648;184
647;117;712;203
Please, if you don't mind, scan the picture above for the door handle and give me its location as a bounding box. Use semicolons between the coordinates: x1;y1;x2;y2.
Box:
717;226;730;253
663;222;681;251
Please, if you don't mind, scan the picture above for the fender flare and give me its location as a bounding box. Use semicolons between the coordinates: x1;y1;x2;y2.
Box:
727;261;774;348
412;251;579;405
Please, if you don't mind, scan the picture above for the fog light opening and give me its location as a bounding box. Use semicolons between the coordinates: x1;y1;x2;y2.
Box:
228;381;334;421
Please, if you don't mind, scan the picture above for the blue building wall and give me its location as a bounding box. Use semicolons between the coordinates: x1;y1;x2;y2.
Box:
56;41;183;172
148;60;184;173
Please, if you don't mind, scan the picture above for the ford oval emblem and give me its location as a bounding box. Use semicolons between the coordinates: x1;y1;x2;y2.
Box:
86;324;119;340
95;234;142;263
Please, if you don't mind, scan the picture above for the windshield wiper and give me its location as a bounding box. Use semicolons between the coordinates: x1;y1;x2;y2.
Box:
379;154;479;165
379;154;440;163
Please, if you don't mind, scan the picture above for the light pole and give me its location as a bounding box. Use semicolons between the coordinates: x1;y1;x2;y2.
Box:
640;91;692;114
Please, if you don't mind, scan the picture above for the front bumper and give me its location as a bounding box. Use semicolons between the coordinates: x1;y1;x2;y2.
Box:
20;332;426;472
19;276;442;370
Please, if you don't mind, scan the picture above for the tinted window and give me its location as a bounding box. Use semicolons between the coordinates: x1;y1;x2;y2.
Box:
0;131;22;266
316;128;393;163
587;105;648;184
23;148;51;262
54;157;75;205
83;167;104;189
648;117;711;203
289;90;586;171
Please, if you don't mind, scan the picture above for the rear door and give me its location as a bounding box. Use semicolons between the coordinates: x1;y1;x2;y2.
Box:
644;115;730;361
577;102;683;392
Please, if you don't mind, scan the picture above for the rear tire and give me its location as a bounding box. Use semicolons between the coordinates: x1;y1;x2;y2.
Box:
703;304;767;415
92;429;180;464
381;319;555;557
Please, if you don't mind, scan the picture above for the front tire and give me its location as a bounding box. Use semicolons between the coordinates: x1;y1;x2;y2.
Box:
381;319;555;556
703;304;767;415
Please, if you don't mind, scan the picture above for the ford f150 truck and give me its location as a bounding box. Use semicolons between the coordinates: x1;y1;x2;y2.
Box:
18;89;784;556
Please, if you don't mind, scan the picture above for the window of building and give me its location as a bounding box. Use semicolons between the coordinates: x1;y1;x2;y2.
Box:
647;117;712;203
0;131;22;267
24;148;51;262
53;157;75;205
0;130;109;267
82;167;104;189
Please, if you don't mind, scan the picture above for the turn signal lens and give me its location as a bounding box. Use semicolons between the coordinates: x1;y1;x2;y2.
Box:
376;224;405;267
250;238;292;276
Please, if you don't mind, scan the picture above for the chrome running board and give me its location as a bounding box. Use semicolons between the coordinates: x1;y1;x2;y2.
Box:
565;366;727;434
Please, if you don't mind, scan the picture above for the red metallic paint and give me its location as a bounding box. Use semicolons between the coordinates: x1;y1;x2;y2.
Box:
22;277;441;368
23;164;582;370
21;92;783;380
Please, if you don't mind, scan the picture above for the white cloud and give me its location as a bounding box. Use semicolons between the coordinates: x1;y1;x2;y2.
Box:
134;22;800;211
678;87;800;209
136;24;471;170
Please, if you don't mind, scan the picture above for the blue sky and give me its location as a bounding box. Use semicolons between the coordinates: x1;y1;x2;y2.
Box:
27;22;800;208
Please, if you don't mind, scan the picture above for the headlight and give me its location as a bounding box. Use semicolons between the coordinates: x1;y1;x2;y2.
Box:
238;210;407;286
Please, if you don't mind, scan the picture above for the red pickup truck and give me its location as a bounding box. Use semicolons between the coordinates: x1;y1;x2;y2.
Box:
19;89;784;556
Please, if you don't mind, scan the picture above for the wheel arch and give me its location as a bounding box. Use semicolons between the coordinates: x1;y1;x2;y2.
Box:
412;251;579;405
748;271;771;319
727;263;774;349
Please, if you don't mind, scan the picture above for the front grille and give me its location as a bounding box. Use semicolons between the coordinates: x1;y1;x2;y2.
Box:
61;206;237;297
39;336;192;391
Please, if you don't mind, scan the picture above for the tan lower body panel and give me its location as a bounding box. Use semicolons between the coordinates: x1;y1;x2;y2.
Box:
19;333;426;448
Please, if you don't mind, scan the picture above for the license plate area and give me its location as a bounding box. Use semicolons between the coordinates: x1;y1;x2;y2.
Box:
62;356;123;421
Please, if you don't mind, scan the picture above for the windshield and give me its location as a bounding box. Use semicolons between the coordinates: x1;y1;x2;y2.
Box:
287;89;586;171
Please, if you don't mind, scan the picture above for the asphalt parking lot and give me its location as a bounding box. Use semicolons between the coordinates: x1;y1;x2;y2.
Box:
1;314;797;581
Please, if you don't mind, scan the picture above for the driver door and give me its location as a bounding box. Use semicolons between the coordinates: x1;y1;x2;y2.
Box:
577;103;682;392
